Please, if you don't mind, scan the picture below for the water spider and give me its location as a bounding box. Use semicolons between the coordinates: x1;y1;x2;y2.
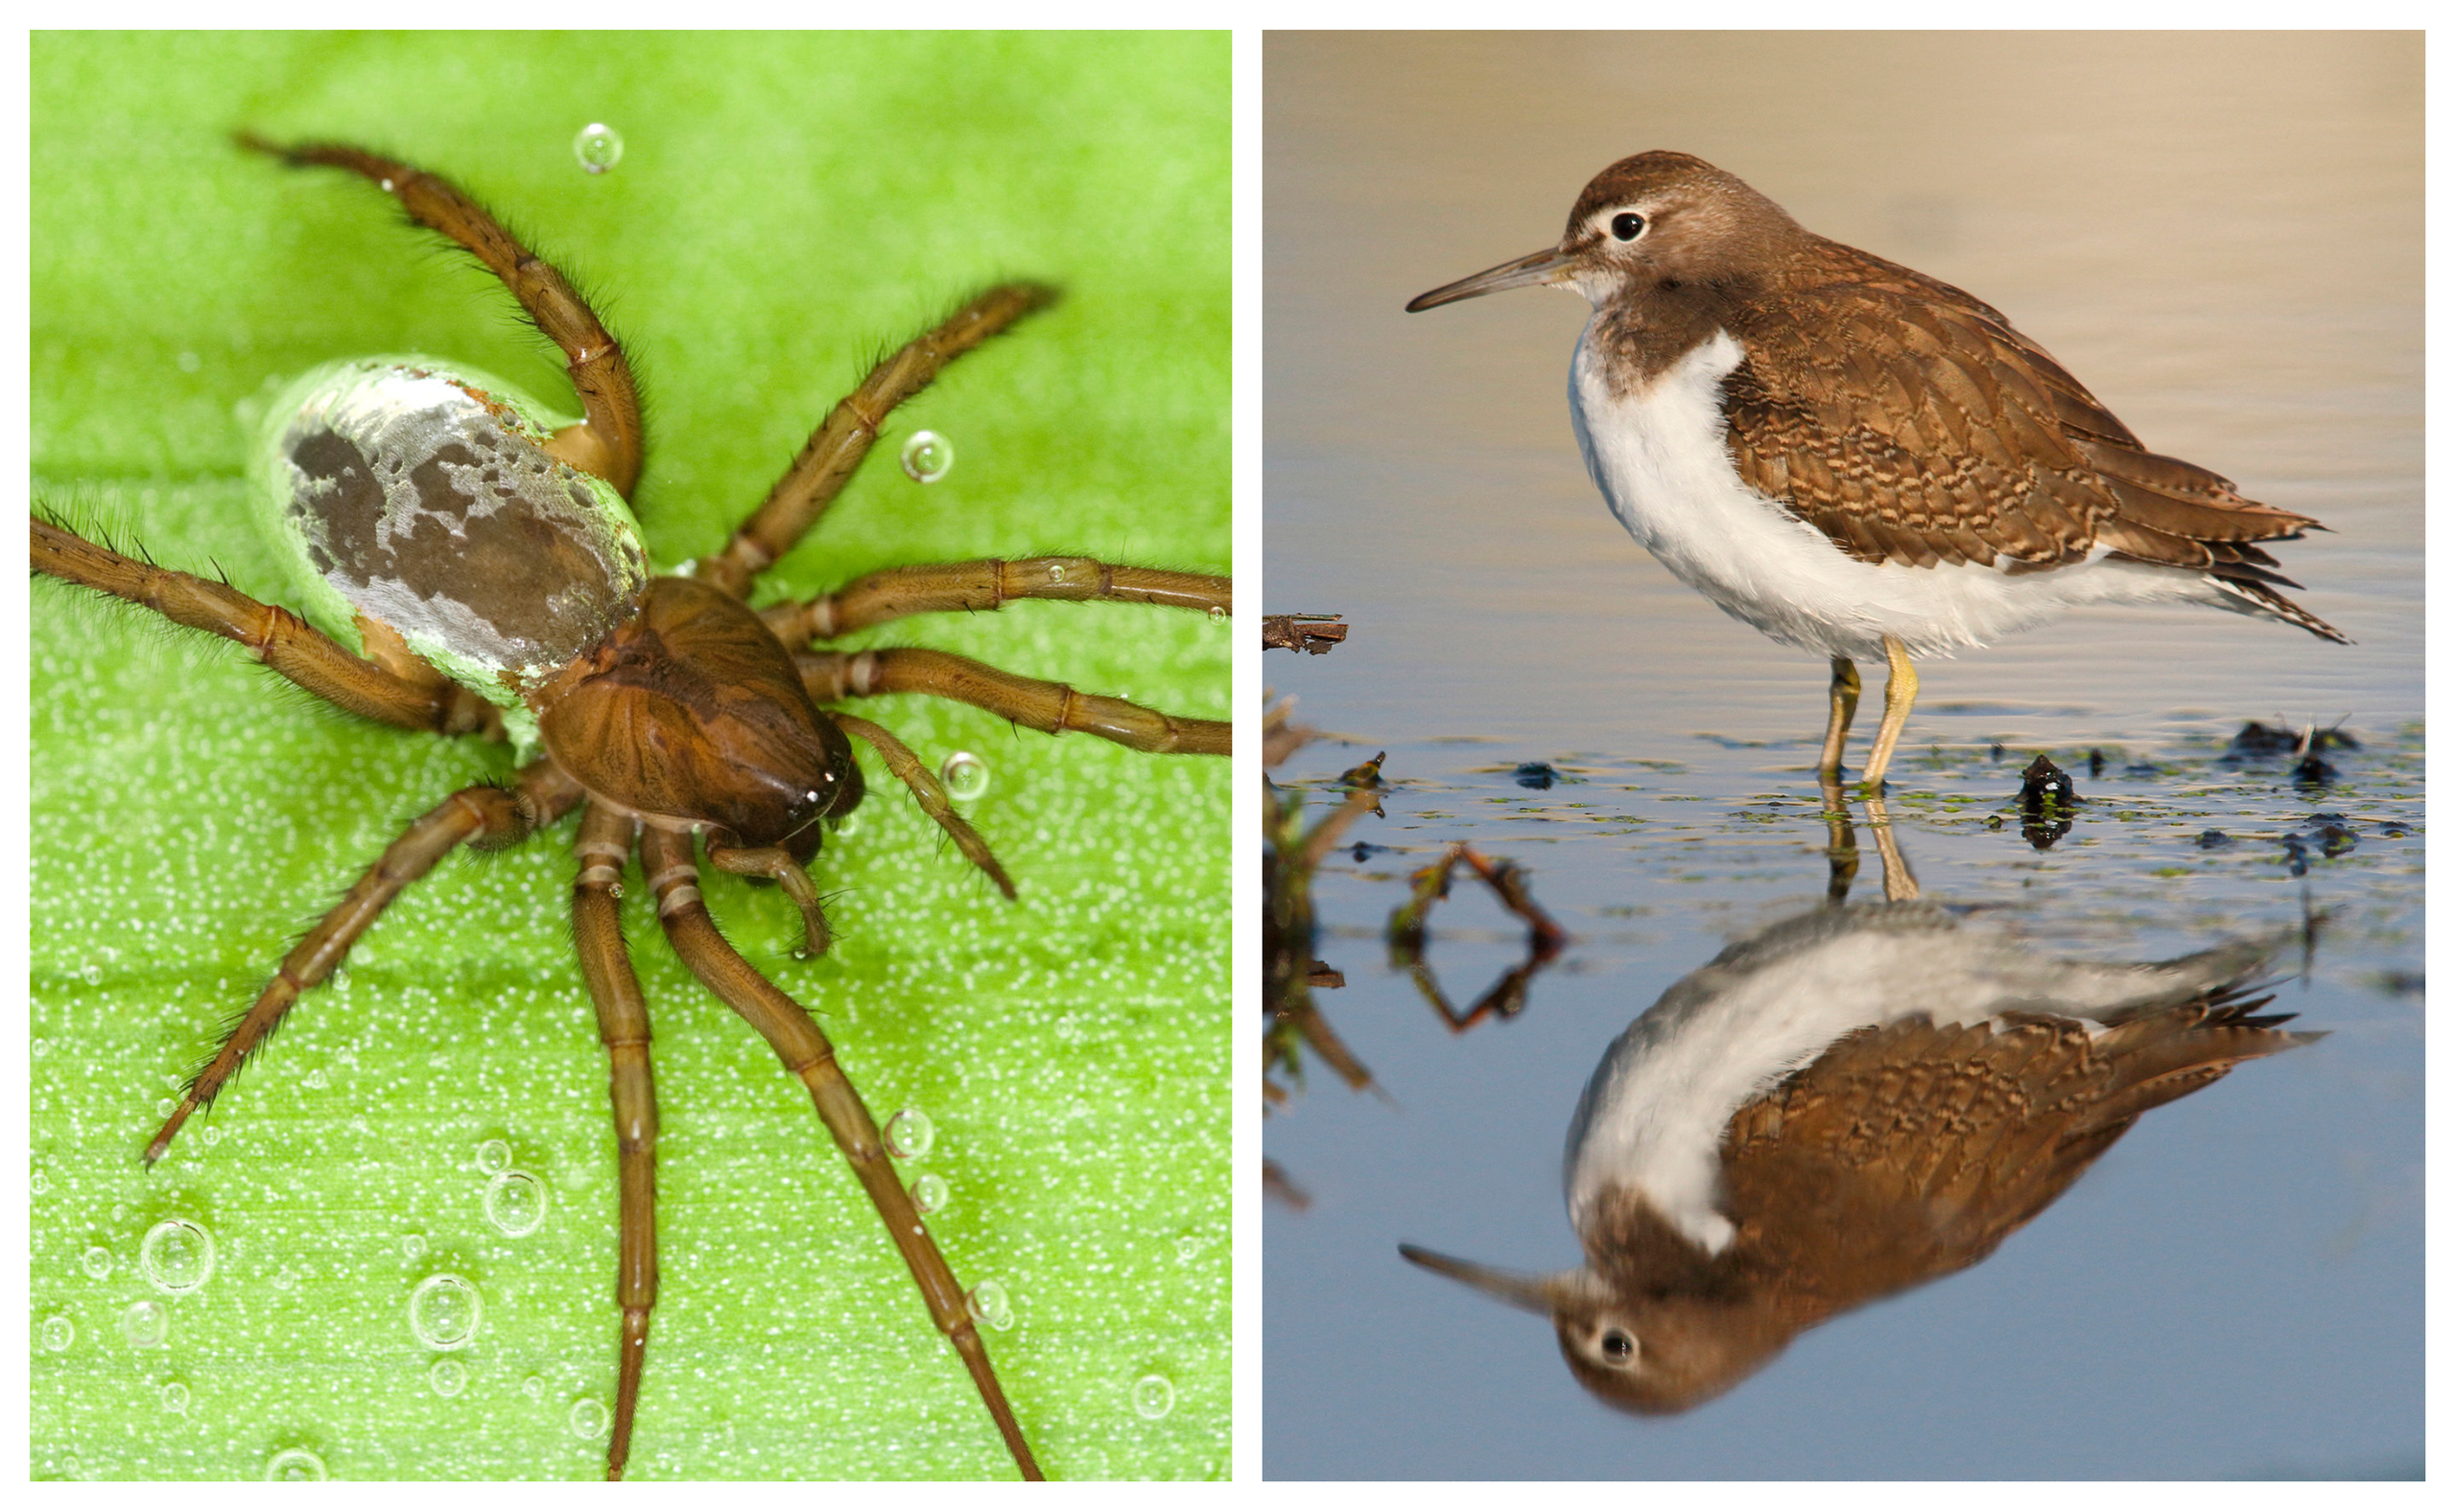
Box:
31;134;1230;1479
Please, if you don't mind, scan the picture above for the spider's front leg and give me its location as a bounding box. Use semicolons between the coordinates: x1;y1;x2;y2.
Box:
799;648;1233;755
636;825;1044;1480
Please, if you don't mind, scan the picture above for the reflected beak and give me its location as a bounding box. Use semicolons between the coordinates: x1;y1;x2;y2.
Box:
1405;247;1575;312
1399;1243;1567;1316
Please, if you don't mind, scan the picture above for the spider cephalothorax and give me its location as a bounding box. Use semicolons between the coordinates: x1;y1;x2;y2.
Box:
31;134;1229;1480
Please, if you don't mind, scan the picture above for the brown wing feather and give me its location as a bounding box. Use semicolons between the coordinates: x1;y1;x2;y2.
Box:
1715;990;2314;1321
1718;238;2327;579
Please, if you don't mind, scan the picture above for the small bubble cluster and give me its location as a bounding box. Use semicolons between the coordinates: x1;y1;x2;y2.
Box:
408;1272;484;1351
573;122;625;174
939;752;990;802
1131;1373;1176;1420
899;430;954;484
139;1217;216;1295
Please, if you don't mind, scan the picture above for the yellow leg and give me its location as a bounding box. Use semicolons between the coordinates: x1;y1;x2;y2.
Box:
1859;635;1919;790
1817;656;1860;779
1862;791;1921;902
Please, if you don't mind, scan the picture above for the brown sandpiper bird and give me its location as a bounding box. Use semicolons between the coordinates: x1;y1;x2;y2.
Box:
1407;152;2348;787
1399;903;2318;1413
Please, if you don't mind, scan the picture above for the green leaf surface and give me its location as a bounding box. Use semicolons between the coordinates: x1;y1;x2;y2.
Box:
31;33;1229;1481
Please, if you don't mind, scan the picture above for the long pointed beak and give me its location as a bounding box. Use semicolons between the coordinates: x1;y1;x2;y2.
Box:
1405;247;1574;312
1398;1242;1565;1316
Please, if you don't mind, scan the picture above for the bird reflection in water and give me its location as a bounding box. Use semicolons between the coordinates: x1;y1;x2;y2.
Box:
1401;788;2318;1413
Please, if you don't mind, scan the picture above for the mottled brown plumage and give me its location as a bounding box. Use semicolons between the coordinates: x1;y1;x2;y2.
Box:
1563;152;2344;638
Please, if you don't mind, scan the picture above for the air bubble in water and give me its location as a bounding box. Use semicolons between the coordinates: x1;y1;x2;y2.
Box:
39;1314;74;1352
265;1447;328;1481
939;751;990;802
484;1169;549;1237
407;1272;484;1351
139;1217;216;1295
475;1138;511;1174
160;1381;191;1414
1175;1234;1200;1262
910;1172;950;1215
429;1358;469;1398
1208;604;1226;622
899;430;953;484
965;1278;1014;1332
568;1397;610;1439
1131;1373;1175;1420
122;1300;169;1349
885;1107;936;1160
81;1244;114;1280
573;122;625;174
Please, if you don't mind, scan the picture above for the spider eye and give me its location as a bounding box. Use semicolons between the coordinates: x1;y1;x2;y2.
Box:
1610;212;1646;242
1600;1329;1636;1363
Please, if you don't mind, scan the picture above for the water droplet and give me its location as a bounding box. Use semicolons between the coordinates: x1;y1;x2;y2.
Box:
39;1314;74;1352
32;1037;49;1057
81;1244;114;1280
139;1217;216;1295
909;1171;951;1215
1131;1373;1175;1420
160;1381;191;1414
1046;560;1067;581
30;1168;50;1195
567;1397;609;1439
965;1278;1014;1332
475;1138;511;1175
304;1068;327;1090
80;962;102;985
885;1107;936;1160
429;1358;469;1398
1175;1234;1200;1263
899;430;953;484
264;1447;327;1482
522;1374;546;1401
121;1299;169;1349
154;1098;177;1120
939;752;990;802
1208;603;1226;622
201;1125;224;1146
573;122;625;175
400;1233;428;1261
484;1169;549;1238
407;1272;484;1351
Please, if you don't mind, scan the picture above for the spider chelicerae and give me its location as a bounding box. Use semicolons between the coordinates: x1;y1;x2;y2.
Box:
31;134;1230;1480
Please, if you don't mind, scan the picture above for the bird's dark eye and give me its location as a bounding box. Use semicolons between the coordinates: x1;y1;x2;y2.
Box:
1601;1329;1635;1362
1610;212;1646;242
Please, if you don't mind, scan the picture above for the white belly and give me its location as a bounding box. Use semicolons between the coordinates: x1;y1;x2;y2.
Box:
1567;326;2222;662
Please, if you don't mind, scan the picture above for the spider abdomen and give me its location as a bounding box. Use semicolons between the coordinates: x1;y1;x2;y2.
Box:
535;575;859;847
255;356;650;706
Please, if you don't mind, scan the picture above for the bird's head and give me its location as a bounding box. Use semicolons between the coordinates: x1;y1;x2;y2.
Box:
1405;151;1802;315
1398;1241;1794;1415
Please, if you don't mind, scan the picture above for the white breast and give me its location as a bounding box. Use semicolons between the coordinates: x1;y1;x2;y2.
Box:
1566;325;2219;661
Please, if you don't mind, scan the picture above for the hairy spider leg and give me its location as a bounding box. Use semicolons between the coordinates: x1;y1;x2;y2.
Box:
570;805;660;1480
694;283;1057;600
143;761;584;1164
797;648;1233;755
31;517;504;739
636;826;1045;1480
238;133;646;498
827;712;1016;898
763;556;1234;643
